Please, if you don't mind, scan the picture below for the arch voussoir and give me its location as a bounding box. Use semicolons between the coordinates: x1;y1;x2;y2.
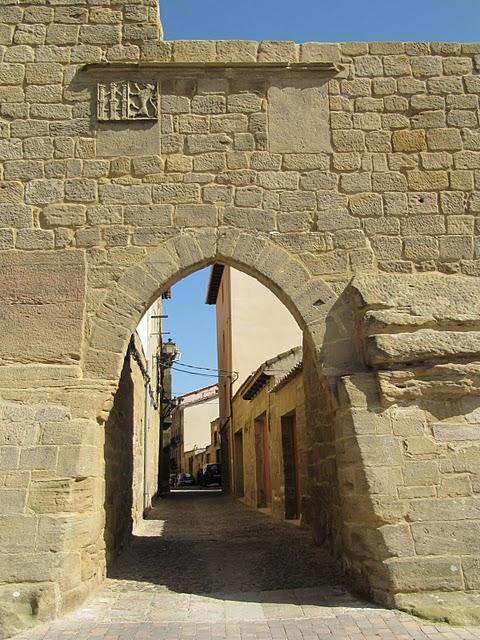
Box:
84;228;335;385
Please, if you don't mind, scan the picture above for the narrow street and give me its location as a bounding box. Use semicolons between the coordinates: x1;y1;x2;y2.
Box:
15;491;480;640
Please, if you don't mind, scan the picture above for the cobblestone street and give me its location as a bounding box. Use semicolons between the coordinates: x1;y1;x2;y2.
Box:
14;490;480;640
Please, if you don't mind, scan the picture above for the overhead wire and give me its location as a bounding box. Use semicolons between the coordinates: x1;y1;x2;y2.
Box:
160;359;295;376
172;361;238;375
171;366;239;381
158;359;238;376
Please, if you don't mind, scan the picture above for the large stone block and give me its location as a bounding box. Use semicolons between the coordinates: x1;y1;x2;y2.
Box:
408;497;480;522
353;273;480;324
352;273;480;367
412;521;480;555
387;556;463;592
0;489;26;515
36;513;102;552
267;79;331;153
355;435;403;466
433;424;480;441
97;122;160;157
56;445;102;478
368;330;480;367
0;516;36;552
0;250;85;365
28;477;94;514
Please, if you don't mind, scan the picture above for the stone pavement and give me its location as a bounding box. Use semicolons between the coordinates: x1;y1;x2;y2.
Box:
13;490;480;639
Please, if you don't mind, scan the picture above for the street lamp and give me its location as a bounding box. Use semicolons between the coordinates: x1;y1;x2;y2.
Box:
162;338;177;360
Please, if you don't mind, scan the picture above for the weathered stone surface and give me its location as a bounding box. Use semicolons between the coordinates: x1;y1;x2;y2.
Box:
387;557;463;592
97;122;160;157
412;521;480;554
392;130;426;152
28;478;94;514
433;423;480;441
353;273;480;325
395;591;480;626
0;251;85;365
378;363;480;401
0;582;57;638
2;1;480;631
408;497;480;522
368;330;480;366
267;80;330;153
352;274;480;366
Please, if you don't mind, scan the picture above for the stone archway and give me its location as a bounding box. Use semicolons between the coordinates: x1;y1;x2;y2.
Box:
83;228;358;600
4;240;480;637
2;0;480;634
84;229;356;388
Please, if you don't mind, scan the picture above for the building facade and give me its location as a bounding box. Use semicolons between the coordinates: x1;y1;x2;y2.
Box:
231;348;305;522
170;384;219;476
3;1;480;633
206;265;302;490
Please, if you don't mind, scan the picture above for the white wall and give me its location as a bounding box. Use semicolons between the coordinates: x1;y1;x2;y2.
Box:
183;396;220;452
230;269;302;393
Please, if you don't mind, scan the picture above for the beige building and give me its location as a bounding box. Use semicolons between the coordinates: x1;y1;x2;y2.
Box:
232;348;305;522
206;418;221;466
206;265;302;489
170;384;219;475
183;447;206;480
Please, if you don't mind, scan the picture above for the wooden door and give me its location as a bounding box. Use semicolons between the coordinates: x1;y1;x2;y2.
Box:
234;429;244;497
281;412;300;519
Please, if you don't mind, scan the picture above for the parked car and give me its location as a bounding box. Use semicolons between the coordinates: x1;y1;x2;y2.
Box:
176;472;195;487
201;463;221;486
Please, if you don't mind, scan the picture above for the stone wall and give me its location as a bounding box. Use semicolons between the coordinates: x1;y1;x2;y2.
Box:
2;0;480;634
105;333;160;563
302;339;342;551
332;275;480;624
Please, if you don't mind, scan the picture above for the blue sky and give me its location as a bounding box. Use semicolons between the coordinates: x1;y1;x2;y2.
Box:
162;267;218;396
157;0;478;396
161;0;480;42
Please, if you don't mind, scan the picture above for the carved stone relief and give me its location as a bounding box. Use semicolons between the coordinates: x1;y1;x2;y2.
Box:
97;81;159;121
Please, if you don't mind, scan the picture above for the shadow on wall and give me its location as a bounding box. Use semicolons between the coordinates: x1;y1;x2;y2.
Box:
104;353;135;565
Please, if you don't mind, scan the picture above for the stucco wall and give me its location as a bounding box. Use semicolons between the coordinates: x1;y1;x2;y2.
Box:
183;396;219;452
230;269;302;393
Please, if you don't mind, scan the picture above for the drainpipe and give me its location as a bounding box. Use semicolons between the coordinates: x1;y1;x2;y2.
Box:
143;379;150;514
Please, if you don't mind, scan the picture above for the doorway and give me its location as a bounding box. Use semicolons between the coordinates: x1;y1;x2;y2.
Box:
254;412;272;508
234;428;245;497
281;412;300;520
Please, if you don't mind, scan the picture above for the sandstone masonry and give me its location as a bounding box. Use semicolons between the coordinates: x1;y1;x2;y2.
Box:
2;0;480;636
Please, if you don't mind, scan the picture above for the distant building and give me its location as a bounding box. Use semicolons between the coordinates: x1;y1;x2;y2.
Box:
170;384;219;475
231;347;305;521
206;265;302;492
205;418;221;465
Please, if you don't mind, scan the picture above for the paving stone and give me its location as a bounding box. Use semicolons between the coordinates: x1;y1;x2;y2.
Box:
10;491;480;640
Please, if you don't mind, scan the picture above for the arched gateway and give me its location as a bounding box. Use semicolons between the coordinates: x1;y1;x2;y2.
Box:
2;1;480;635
